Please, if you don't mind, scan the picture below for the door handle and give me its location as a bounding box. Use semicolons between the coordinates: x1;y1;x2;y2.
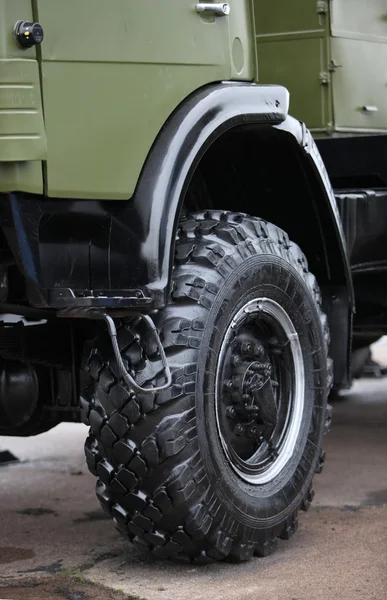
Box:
196;3;230;16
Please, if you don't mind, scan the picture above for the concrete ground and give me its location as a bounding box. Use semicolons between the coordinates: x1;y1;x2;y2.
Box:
0;345;387;600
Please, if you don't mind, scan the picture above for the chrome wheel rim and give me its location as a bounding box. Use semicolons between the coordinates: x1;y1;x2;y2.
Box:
215;297;305;484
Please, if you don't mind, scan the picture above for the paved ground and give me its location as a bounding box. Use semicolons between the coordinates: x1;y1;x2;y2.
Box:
0;344;387;600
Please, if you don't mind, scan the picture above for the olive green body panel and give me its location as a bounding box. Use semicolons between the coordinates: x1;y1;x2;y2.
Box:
35;0;253;199
0;0;46;194
254;0;387;134
3;0;387;198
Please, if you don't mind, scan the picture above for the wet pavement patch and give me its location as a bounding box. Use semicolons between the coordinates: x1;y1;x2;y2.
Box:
0;573;135;600
365;488;387;505
17;508;59;517
21;559;64;574
73;510;110;524
0;548;35;564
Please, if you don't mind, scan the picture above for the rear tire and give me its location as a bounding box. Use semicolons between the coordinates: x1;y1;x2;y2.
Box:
82;211;332;562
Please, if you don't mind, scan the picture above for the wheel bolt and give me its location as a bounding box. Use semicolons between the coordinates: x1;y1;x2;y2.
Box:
226;406;236;419
224;380;234;391
231;355;241;367
247;426;259;439
241;342;253;356
234;423;245;436
254;345;264;358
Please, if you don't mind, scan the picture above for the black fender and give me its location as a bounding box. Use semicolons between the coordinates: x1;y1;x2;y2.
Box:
135;82;354;309
0;82;353;312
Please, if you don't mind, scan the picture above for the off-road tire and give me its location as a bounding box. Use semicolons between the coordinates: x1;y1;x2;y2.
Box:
82;211;332;563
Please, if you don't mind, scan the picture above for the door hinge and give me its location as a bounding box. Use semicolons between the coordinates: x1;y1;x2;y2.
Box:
320;71;331;85
316;0;329;15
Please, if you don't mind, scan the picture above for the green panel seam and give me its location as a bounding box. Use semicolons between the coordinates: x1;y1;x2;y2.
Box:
256;30;326;43
31;0;47;195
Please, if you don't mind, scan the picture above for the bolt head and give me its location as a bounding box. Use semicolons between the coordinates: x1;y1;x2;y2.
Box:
254;345;264;358
241;341;253;356
231;355;241;367
234;424;245;436
226;406;236;419
224;380;234;391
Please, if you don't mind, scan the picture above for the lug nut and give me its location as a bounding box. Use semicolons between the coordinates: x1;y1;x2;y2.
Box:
224;380;234;391
231;355;241;367
254;345;264;358
241;341;253;356
247;426;259;439
234;424;245;436
226;406;236;419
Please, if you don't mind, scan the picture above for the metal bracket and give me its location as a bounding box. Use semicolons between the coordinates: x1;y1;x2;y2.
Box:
58;309;172;395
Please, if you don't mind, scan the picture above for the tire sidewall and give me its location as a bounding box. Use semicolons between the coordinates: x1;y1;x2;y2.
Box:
195;253;327;528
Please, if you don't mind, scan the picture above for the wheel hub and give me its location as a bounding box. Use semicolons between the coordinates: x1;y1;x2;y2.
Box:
215;298;305;484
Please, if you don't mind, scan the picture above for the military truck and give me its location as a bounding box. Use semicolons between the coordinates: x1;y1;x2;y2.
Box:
0;0;384;563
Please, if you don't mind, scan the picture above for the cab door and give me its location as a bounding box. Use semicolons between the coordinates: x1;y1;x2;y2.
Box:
35;0;236;200
330;0;387;132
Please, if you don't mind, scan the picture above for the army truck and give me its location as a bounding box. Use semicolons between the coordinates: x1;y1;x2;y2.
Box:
0;0;384;563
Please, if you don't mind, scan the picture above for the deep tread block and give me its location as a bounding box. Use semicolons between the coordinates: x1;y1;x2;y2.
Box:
301;487;315;512
89;406;106;434
122;399;141;424
228;542;255;563
97;459;115;485
84;435;100;476
315;449;326;474
280;516;299;540
143;531;166;546
153;540;182;557
100;424;118;447
153;489;172;513
112;504;130;527
129;455;148;478
96;481;112;513
206;531;232;560
143;503;163;522
254;538;278;557
116;468;138;491
141;439;159;467
110;477;128;498
122;490;148;512
99;366;117;393
113;440;136;465
108;412;129;438
133;514;153;532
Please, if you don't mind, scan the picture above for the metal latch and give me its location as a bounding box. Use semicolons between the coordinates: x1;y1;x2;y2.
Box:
361;106;379;113
316;0;328;14
196;3;230;16
320;72;331;85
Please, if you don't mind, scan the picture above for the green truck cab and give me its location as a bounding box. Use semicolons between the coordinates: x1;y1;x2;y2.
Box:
0;1;383;563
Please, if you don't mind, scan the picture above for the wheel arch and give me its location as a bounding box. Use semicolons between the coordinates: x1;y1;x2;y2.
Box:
132;83;354;387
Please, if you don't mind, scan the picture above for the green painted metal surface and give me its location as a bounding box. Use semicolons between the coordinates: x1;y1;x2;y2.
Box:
254;0;387;135
2;0;387;198
35;0;253;199
0;0;46;193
